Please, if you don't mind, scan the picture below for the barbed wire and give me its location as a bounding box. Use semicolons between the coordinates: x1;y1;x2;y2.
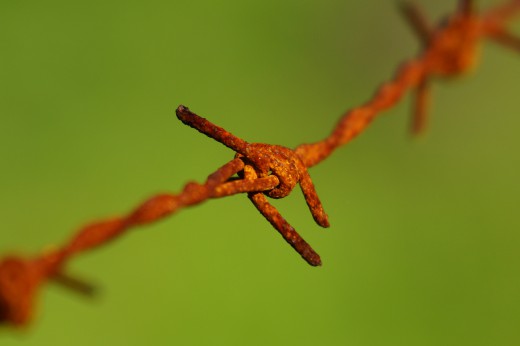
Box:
1;0;519;327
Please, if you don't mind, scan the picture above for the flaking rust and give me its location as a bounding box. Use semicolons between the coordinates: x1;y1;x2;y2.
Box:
1;0;519;327
176;106;330;265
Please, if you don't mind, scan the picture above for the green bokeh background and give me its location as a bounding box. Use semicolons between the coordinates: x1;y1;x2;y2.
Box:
1;1;519;345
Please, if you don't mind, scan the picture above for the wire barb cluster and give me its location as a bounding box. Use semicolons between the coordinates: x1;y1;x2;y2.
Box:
1;0;519;327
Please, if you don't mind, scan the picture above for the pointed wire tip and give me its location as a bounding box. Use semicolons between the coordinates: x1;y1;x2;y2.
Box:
176;105;196;125
51;272;98;298
398;1;433;45
310;257;322;267
303;250;323;266
176;104;189;116
318;217;330;228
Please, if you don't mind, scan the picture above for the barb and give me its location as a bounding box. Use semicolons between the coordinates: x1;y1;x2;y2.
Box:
1;0;519;327
399;1;434;45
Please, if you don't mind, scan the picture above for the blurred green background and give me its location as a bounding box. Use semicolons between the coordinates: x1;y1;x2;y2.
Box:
1;0;519;345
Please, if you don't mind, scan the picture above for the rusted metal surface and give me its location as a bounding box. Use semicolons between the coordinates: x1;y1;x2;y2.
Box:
177;105;330;264
1;0;519;327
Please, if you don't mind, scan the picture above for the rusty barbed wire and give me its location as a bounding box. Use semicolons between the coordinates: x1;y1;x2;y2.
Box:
1;0;519;327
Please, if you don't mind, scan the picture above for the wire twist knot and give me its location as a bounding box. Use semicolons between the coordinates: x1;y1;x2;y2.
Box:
238;143;300;198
